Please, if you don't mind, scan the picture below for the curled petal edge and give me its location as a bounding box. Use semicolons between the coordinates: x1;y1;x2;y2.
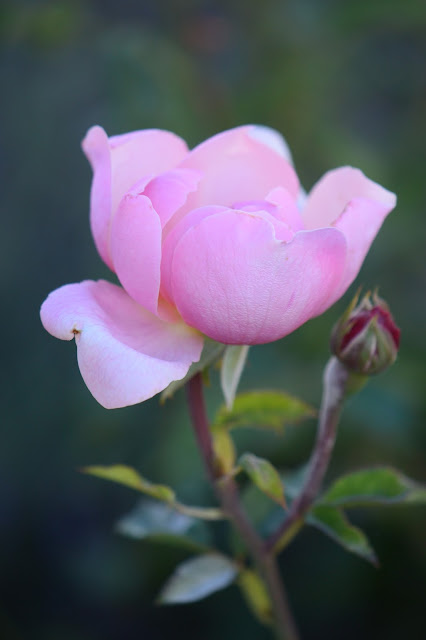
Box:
40;280;204;409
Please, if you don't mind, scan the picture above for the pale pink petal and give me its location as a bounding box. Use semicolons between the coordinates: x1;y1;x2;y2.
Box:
330;197;392;303
176;126;299;222
231;202;294;242
81;126;188;267
302;166;396;230
266;187;305;231
81;126;115;269
246;125;294;164
169;211;347;344
143;168;202;227
40;280;203;409
160;205;228;304
110;194;162;315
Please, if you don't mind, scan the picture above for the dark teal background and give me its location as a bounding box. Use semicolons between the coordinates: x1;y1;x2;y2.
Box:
1;1;426;638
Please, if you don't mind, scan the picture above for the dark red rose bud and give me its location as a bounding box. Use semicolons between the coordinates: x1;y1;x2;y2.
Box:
330;290;400;376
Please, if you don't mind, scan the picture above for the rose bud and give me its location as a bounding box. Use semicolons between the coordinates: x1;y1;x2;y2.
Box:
330;291;400;375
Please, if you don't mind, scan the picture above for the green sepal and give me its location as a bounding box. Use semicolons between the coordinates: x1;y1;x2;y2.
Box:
239;453;286;508
220;345;250;410
158;553;238;604
161;338;225;402
214;390;315;433
307;505;378;566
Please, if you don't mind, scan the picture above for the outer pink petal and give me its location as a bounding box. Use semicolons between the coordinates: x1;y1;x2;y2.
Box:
330;197;392;303
40;280;203;409
169;211;347;345
110;194;162;315
247;125;294;164
302;166;396;230
81;126;189;268
175;126;299;222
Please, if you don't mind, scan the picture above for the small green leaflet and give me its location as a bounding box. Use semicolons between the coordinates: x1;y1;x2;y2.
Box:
158;553;238;604
81;464;224;520
220;345;250;410
214;390;315;432
239;453;286;508
320;466;426;508
307;505;378;566
116;500;211;552
82;464;176;502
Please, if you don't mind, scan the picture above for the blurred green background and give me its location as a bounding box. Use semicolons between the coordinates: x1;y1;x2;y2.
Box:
1;0;426;638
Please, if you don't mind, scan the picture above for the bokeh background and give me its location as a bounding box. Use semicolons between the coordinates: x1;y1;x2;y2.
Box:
1;0;426;638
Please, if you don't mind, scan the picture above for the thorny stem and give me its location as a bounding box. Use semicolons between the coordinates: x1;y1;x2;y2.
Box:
265;357;352;553
186;373;300;640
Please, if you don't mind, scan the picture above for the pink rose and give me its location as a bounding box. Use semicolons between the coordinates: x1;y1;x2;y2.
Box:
40;125;396;408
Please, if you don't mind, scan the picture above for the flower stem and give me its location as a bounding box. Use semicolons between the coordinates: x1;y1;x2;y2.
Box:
265;357;351;553
186;373;300;640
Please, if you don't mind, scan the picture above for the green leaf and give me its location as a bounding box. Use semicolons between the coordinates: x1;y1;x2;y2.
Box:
81;465;175;503
321;467;426;508
220;345;250;410
158;553;238;604
214;390;315;432
82;465;224;521
307;505;378;566
239;453;286;507
238;569;273;626
161;339;225;402
115;500;211;551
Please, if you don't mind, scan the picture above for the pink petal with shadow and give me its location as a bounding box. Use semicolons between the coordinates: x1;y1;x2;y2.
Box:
110;193;162;315
173;127;299;227
169;210;347;344
143;168;202;228
330;196;394;304
302;166;396;230
81;126;188;268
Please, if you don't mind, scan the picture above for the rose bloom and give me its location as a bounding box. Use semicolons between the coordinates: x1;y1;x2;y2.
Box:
40;126;396;408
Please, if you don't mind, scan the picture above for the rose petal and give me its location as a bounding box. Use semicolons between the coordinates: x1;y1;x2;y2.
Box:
302;166;396;230
110;194;162;315
143;168;202;228
81;126;188;267
176;126;299;222
246;125;294;164
330;196;393;303
266;187;305;231
160;205;228;304
169;210;347;344
40;280;203;408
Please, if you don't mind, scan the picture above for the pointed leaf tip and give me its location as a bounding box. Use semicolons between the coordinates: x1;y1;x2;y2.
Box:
81;464;176;502
321;466;426;508
308;505;378;566
239;453;286;508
